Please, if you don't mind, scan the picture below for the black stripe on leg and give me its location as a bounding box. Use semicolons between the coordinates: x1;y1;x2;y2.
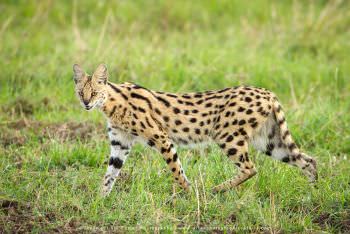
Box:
111;140;129;150
111;140;121;146
288;143;297;151
281;156;290;163
109;157;124;169
265;143;274;156
105;178;114;186
282;130;290;140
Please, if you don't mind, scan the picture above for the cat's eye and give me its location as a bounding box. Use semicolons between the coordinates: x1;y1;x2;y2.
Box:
78;91;83;96
91;92;98;97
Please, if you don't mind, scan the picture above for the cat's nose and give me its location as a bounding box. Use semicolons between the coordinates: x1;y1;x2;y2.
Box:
83;100;89;106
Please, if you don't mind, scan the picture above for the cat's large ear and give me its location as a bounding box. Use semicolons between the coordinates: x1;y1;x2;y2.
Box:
92;64;108;84
73;64;85;83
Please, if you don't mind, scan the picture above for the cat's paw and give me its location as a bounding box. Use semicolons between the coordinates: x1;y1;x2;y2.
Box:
101;185;112;197
101;176;114;197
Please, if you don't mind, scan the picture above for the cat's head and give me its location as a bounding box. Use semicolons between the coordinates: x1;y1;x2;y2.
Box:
73;64;108;111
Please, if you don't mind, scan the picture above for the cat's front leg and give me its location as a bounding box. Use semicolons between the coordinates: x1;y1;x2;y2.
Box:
102;127;133;197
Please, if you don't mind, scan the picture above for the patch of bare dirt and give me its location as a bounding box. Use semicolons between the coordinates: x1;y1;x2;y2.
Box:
313;210;350;232
0;199;82;233
13;98;34;116
42;122;104;142
2;97;68;118
0;199;47;233
0;129;26;147
0;119;106;147
2;98;35;117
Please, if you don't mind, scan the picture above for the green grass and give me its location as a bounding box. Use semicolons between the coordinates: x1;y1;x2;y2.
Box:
1;0;349;232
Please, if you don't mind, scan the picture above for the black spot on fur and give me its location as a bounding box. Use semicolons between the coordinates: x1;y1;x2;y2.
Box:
278;118;286;126
220;132;229;139
226;135;234;142
173;153;178;162
175;120;182;125
246;109;253;115
109;157;123;169
238;128;247;136
228;148;237;156
251;122;258;128
239;154;245;162
163;116;169;122
173;107;180;114
238;120;246;125
155;108;161;115
238;107;245;112
148;140;155;146
196;100;204;105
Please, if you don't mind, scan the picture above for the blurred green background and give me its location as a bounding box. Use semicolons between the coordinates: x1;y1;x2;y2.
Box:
0;0;349;232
